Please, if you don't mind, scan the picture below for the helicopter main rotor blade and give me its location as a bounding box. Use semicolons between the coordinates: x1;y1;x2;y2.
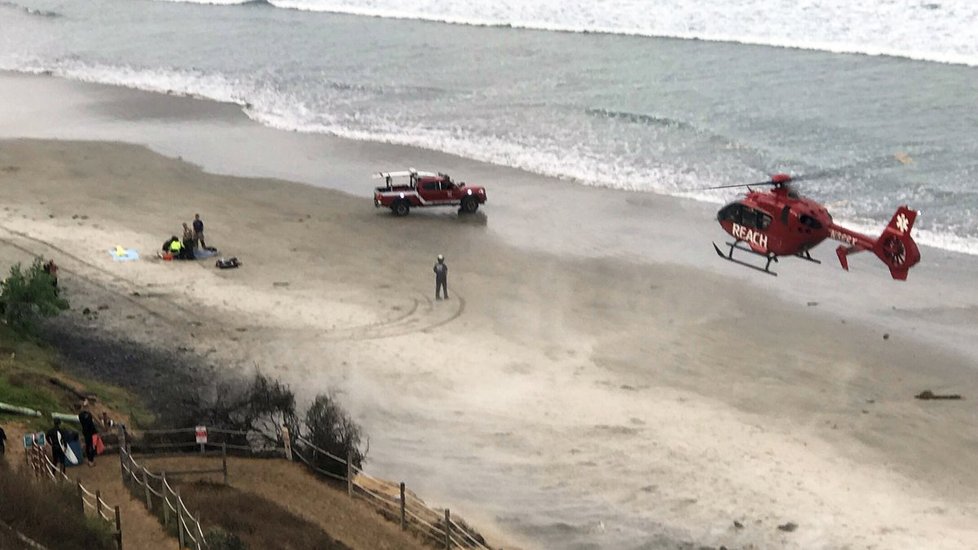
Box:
701;179;779;190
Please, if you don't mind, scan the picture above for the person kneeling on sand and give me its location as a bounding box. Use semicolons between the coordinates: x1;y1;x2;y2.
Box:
167;236;183;258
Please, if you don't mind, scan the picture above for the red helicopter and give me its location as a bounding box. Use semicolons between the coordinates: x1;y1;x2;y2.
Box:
711;173;920;279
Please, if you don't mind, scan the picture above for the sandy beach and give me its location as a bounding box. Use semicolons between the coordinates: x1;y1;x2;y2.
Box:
2;72;978;549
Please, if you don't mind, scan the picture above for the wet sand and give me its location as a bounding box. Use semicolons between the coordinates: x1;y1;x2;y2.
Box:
1;73;978;549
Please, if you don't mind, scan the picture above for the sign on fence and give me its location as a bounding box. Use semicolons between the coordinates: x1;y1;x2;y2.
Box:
23;432;45;448
195;426;208;444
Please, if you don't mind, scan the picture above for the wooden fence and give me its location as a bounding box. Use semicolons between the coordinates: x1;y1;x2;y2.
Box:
117;428;225;549
25;444;123;549
120;426;492;549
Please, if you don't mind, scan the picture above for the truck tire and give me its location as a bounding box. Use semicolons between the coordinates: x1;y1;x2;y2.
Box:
460;197;479;214
392;201;410;217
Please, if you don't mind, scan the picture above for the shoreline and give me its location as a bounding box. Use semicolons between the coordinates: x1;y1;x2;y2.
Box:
2;73;978;548
4;70;978;363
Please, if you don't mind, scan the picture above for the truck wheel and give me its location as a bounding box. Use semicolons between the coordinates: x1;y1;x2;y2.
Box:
461;197;479;214
392;201;410;216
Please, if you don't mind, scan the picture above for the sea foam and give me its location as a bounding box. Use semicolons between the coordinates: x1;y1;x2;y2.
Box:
155;0;978;67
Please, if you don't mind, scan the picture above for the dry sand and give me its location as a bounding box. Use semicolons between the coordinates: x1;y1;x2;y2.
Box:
2;75;978;549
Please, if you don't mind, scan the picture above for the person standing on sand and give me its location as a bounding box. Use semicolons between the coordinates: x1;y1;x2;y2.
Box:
433;254;449;300
193;213;207;249
78;402;98;466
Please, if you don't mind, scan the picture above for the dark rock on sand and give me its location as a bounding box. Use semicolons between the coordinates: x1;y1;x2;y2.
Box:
915;390;962;400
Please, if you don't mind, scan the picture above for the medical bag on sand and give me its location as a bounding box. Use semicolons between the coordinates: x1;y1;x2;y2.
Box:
215;257;241;269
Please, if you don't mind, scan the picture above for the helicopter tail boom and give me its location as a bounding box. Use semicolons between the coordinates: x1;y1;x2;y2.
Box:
832;206;920;280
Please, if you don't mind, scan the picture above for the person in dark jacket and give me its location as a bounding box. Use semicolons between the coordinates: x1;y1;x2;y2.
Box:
78;403;98;466
193;213;207;249
45;418;67;474
433;254;449;300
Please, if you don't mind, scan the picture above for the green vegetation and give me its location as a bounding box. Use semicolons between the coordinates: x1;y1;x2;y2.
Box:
0;258;69;335
0;460;117;550
156;373;367;477
305;393;366;475
0;323;150;429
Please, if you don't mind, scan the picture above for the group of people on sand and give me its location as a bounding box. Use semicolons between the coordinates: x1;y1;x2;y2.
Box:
163;213;208;260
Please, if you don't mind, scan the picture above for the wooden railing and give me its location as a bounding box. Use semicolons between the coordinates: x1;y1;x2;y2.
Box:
25;444;123;549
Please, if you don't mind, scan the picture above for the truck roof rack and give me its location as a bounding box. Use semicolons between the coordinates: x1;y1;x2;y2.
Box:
373;168;444;180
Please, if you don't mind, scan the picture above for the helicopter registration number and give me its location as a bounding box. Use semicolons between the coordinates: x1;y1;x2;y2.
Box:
732;223;768;251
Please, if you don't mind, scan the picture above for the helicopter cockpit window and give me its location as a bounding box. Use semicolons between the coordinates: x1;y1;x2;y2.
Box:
718;204;743;224
799;214;822;229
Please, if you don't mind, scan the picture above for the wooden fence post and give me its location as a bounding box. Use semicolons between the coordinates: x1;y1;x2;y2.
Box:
281;424;292;461
142;469;152;511
400;482;406;530
114;506;123;550
118;427;127;485
177;488;186;548
444;509;451;549
222;443;228;486
96;490;103;518
162;473;170;527
196;511;203;545
76;481;85;515
346;449;353;498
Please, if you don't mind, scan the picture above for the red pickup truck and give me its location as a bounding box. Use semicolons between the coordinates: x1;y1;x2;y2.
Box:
373;169;487;216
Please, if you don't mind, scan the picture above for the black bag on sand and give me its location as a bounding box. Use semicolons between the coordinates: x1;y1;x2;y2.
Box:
215;257;241;269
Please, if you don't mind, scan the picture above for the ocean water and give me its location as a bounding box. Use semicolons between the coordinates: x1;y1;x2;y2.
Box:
3;3;978;549
1;0;977;254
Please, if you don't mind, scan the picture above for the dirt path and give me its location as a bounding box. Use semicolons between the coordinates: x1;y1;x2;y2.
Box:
69;457;175;550
137;455;432;550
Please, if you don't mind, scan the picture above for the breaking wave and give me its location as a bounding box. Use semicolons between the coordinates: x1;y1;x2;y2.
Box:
3;54;976;256
0;1;62;17
151;0;978;67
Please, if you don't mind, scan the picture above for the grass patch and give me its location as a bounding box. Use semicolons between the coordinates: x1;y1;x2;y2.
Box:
178;481;351;550
0;323;150;429
0;460;116;550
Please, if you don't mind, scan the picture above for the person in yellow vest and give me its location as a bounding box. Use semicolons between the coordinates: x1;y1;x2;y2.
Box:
169;236;183;258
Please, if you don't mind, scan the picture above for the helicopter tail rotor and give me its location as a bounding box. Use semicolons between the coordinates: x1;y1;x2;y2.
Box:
872;206;921;280
833;206;921;280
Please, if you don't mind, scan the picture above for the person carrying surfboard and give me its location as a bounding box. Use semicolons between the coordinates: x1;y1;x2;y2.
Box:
45;418;68;474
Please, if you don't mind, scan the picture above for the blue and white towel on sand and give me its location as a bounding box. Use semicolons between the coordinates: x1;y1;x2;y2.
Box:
108;246;139;261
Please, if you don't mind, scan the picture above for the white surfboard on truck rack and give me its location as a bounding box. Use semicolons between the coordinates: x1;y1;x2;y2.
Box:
373;168;442;182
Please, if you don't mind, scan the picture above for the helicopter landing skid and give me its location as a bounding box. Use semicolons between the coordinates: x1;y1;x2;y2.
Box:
713;241;779;276
794;250;821;264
